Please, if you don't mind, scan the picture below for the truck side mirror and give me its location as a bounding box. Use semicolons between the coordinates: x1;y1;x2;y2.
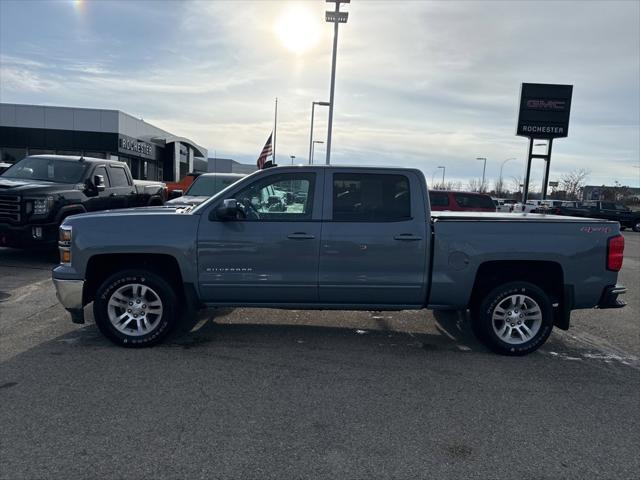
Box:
213;198;239;221
94;175;106;192
169;189;183;200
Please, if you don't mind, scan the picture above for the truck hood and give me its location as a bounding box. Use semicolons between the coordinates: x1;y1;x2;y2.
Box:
65;205;191;222
165;195;208;207
0;177;76;194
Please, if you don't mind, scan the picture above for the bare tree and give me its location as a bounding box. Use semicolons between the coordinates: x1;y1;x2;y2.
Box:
510;175;523;194
467;178;481;192
560;168;590;200
494;177;508;196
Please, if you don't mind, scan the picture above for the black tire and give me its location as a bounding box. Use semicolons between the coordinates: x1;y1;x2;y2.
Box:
93;269;177;347
632;222;640;233
473;281;553;356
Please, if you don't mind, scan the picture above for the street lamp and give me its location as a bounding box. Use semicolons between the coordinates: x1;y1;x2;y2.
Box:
437;166;445;186
308;101;330;164
311;141;324;165
290;155;296;165
325;0;350;165
476;157;487;191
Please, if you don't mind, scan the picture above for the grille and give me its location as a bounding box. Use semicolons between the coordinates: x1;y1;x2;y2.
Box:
0;195;21;222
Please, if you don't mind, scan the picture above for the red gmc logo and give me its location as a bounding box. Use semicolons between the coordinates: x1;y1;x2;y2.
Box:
527;100;566;110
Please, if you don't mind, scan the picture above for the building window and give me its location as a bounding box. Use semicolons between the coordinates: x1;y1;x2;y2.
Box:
84;151;106;159
2;148;27;164
28;149;56;156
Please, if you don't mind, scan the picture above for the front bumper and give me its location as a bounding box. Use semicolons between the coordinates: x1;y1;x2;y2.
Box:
597;284;627;309
52;278;85;324
0;221;58;248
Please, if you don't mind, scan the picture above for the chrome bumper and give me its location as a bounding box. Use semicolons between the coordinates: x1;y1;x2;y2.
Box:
53;278;84;309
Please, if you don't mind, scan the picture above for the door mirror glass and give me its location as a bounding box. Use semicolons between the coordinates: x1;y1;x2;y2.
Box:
169;189;183;200
94;174;106;192
214;198;239;221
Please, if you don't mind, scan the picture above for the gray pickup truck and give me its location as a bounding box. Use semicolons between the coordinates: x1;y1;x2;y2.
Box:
52;166;627;355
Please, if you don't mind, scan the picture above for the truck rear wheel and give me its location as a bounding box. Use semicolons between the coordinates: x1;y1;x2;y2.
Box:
474;281;553;356
93;269;177;347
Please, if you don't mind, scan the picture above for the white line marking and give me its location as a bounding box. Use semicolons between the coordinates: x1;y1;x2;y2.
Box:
190;317;210;332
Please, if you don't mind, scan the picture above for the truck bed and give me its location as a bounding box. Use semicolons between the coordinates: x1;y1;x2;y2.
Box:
428;212;619;310
431;211;612;223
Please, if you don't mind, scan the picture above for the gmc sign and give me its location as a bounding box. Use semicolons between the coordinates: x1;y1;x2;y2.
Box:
517;83;573;138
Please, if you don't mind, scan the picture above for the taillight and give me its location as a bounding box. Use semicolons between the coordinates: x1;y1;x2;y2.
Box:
607;235;624;271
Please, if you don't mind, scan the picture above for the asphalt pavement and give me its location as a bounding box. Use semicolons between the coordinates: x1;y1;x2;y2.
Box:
1;234;639;480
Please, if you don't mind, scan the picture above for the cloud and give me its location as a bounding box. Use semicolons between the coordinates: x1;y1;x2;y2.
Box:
0;0;638;188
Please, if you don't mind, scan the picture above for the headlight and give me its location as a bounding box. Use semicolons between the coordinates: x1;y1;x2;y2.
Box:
59;225;72;265
29;196;54;216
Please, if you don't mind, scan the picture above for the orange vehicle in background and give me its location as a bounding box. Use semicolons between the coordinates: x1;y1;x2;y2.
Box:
165;172;202;195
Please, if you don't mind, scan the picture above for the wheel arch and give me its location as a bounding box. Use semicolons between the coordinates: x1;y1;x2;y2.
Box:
83;253;187;305
469;260;569;330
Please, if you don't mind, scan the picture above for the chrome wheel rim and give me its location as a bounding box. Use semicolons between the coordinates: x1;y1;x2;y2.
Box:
491;294;542;345
107;283;163;336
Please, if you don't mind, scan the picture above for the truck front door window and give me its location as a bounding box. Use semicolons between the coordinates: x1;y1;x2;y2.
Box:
235;173;315;221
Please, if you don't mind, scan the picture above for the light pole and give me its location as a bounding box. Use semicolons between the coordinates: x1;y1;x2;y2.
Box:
325;0;350;165
308;101;330;164
438;166;445;186
290;155;296;165
476;157;487;191
499;157;516;195
311;141;324;165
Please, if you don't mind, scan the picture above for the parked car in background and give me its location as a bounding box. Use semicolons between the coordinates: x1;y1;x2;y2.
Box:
53;165;626;355
492;198;517;212
0;162;12;175
165;172;201;197
166;173;246;207
0;155;166;248
512;200;543;213
549;201;640;232
429;190;496;212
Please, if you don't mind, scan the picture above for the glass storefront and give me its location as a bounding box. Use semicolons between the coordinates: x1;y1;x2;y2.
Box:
1;147;27;163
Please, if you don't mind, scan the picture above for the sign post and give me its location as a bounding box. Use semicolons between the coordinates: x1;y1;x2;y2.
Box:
516;83;572;202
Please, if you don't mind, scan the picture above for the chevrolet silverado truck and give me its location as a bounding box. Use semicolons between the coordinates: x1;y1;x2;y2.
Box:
52;166;627;355
0;155;166;248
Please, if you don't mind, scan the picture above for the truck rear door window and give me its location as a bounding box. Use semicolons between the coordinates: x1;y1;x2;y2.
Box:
109;166;130;187
332;173;411;222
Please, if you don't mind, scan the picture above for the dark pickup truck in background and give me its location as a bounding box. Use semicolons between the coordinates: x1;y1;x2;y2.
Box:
542;201;640;232
0;155;167;248
52;165;626;356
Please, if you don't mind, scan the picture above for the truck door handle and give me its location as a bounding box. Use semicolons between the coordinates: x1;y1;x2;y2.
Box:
394;234;422;241
287;232;315;240
110;193;117;197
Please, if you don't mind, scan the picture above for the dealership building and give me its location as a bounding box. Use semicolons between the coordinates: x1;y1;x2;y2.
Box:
0;103;207;181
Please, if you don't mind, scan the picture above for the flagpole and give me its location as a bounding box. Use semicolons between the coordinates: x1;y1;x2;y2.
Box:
273;97;278;165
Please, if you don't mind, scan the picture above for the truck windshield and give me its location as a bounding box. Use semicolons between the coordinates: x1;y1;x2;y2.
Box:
186;175;242;196
1;157;89;183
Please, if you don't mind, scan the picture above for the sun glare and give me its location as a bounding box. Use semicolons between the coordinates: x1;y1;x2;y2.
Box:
275;6;322;55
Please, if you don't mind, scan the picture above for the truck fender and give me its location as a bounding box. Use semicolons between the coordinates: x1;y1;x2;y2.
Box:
55;205;87;224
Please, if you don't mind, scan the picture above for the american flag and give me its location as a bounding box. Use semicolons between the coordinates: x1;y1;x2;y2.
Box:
256;133;273;169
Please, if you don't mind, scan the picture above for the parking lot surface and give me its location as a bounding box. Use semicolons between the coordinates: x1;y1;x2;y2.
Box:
1;233;639;479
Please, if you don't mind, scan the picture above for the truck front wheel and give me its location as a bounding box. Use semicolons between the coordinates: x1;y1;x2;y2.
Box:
93;269;177;347
474;281;553;356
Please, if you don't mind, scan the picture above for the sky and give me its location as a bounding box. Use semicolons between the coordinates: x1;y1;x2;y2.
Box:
0;0;638;190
